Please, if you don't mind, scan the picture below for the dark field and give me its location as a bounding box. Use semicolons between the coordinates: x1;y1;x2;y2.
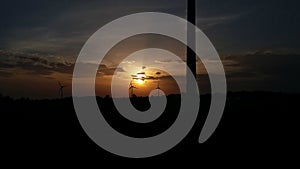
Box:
4;91;299;163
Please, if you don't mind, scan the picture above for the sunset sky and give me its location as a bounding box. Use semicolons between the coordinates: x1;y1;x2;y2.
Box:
0;0;299;98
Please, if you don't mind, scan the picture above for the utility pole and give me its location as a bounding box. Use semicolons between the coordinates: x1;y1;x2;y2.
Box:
187;0;196;77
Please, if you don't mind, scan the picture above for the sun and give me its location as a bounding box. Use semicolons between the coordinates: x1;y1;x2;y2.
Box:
136;79;144;85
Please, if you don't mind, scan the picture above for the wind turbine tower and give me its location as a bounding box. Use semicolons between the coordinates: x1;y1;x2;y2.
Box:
58;81;66;98
129;81;137;97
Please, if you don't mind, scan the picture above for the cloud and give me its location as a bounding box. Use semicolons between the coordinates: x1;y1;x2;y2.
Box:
98;64;126;76
154;59;183;64
0;69;13;77
223;51;300;92
122;61;136;64
0;0;186;57
0;50;74;76
225;51;300;76
197;14;242;30
0;49;129;79
194;51;300;92
2;0;299;58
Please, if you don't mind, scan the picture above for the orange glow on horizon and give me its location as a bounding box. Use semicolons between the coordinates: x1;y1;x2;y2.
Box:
136;79;145;85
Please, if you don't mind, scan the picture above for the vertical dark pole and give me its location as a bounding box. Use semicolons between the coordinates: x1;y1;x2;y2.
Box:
187;0;196;77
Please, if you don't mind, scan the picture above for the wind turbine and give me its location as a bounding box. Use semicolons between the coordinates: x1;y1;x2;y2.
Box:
129;80;137;97
156;72;161;96
156;80;161;96
58;81;66;98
